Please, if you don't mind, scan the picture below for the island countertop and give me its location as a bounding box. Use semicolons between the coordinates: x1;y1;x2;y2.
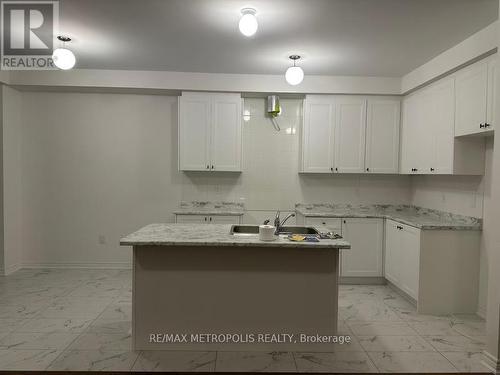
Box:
120;223;350;249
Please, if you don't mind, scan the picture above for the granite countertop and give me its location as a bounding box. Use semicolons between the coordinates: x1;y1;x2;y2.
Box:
295;203;482;231
120;224;350;249
173;201;245;216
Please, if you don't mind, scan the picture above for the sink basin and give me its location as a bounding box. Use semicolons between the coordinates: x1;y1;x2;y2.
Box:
230;225;319;236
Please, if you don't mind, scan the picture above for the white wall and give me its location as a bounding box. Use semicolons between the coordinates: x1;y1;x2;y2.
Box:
17;93;411;267
2;86;23;274
20;92;182;268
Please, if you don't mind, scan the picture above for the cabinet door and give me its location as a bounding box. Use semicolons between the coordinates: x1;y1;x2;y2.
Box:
175;215;208;224
302;96;335;173
211;94;242;171
334;97;367;173
384;220;401;285
210;215;240;224
400;94;420;174
429;78;455;174
365;98;400;174
486;58;497;131
305;217;342;233
179;93;211;171
399;224;420;300
341;218;384;277
455;60;488;136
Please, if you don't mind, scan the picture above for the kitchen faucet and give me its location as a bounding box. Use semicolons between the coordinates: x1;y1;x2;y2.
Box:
273;211;296;234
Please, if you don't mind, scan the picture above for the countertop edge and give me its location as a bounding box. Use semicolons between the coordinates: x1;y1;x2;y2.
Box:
295;210;482;231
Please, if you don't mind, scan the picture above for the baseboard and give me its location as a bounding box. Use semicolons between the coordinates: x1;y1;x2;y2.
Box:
20;262;132;270
340;276;386;285
477;305;487;319
0;263;21;276
482;350;500;374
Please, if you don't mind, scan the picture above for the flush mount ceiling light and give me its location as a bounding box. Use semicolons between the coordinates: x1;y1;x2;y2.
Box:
52;36;76;70
239;8;258;37
285;55;304;86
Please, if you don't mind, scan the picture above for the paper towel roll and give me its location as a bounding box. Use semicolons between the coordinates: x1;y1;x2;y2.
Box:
259;225;276;241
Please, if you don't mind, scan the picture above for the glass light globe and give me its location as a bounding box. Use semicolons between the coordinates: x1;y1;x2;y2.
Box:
285;66;304;85
239;11;258;37
52;48;76;70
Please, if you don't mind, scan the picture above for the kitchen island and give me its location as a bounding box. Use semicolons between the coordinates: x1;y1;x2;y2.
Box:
120;223;350;351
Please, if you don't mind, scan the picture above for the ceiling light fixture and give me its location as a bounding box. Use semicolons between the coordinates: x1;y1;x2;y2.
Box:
285;55;304;86
239;8;258;37
52;36;76;70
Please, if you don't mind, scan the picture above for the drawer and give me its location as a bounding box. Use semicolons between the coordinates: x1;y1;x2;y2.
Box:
305;217;342;232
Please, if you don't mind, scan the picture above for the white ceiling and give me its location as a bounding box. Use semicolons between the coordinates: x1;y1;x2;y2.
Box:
59;0;498;76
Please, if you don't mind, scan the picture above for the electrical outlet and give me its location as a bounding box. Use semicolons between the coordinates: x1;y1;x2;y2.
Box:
98;235;106;245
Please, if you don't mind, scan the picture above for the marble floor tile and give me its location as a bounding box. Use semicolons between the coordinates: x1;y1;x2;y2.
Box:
38;297;111;319
0;302;49;320
441;351;491;372
367;351;457;373
87;319;132;334
216;351;296;372
408;321;461;336
47;349;139;371
451;321;486;337
423;335;487;352
0;348;61;370
133;350;216;372
0;332;79;350
16;318;93;333
358;335;435;352
67;332;132;351
347;321;417;336
340;300;401;322
98;303;132;320
0;319;27;333
294;351;377;373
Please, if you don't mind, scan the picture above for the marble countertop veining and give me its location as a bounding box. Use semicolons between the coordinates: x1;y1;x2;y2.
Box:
120;224;350;249
173;201;245;216
295;203;482;231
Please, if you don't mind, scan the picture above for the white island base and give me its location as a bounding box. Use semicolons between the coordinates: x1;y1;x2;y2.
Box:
132;245;341;351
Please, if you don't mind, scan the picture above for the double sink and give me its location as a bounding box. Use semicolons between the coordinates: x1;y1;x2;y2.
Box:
230;225;319;236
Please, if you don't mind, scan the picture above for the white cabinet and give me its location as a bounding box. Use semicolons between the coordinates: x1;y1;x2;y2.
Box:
301;96;335;173
301;95;400;174
384;220;420;300
334;97;367;173
341;218;384;277
455;58;496;136
304;217;342;233
401;77;485;175
365;99;400;173
179;92;242;172
175;214;241;224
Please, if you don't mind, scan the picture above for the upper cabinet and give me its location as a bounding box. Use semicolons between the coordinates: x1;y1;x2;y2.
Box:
301;95;400;174
179;92;242;172
401;76;485;175
365;98;401;174
455;57;496;137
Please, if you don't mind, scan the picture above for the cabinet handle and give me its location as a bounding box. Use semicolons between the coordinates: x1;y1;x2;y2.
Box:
209;217;212;222
366;168;370;172
330;167;334;172
343;220;346;224
480;123;485;129
397;225;403;230
430;168;435;172
335;167;338;172
204;217;207;221
485;123;491;128
211;165;214;170
322;222;326;225
206;165;210;169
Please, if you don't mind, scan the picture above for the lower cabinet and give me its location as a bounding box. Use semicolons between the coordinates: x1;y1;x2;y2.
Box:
175;214;241;224
384;219;420;300
341;218;384;277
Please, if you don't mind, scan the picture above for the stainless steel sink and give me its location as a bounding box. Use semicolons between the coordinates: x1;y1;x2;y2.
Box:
230;225;319;236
